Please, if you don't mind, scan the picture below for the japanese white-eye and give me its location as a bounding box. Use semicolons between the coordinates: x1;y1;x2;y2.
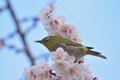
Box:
36;36;107;62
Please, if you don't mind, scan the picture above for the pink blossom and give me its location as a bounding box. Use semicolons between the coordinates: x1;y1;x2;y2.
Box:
24;47;95;80
24;68;35;80
24;61;51;80
51;47;93;80
38;3;81;42
51;47;75;63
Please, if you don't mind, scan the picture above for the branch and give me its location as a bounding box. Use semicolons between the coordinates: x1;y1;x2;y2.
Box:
0;6;7;13
6;0;35;66
23;17;39;35
4;31;17;40
3;43;25;53
19;16;39;23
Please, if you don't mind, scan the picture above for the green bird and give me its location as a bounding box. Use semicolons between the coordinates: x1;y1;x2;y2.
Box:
36;36;107;62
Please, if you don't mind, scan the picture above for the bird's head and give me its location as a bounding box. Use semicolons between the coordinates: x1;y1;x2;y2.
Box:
35;36;54;51
35;36;50;45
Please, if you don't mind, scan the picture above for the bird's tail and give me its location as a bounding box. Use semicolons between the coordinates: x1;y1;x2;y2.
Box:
87;50;107;59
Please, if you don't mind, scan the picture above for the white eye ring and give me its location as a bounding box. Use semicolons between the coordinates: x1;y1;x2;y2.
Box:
44;36;49;41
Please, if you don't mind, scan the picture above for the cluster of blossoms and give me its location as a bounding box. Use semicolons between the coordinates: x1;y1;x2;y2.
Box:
24;48;97;80
39;3;81;42
24;3;98;80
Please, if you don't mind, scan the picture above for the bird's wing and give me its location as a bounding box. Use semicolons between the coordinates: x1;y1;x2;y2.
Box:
53;42;66;50
55;42;85;61
55;41;80;46
55;42;83;53
56;42;94;50
55;42;81;47
66;42;82;46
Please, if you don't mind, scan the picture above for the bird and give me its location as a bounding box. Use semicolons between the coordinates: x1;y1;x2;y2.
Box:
35;36;107;62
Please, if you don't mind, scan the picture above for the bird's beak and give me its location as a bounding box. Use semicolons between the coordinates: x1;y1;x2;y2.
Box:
35;40;42;43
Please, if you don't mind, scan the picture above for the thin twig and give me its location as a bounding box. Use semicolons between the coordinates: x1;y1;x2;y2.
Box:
0;6;7;13
23;18;39;35
4;31;17;40
19;16;39;23
4;43;25;53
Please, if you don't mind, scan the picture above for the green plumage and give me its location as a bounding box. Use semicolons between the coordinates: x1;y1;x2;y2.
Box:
36;36;107;62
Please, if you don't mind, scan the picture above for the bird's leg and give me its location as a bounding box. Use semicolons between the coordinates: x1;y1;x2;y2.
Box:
49;70;56;78
74;59;77;63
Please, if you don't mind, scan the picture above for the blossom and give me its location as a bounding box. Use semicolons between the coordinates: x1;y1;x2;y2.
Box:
24;68;35;80
24;47;96;80
51;47;93;80
24;47;95;80
51;47;75;63
24;61;51;80
39;3;54;26
58;24;80;42
38;3;81;42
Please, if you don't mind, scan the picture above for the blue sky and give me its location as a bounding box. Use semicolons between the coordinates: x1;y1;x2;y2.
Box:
0;0;120;80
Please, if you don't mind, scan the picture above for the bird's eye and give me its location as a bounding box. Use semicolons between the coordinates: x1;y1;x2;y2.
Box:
44;36;49;41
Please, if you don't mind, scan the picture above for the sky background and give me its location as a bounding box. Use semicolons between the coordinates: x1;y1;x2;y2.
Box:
0;0;120;80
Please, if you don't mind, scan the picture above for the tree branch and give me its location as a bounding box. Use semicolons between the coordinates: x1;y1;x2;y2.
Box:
6;0;35;66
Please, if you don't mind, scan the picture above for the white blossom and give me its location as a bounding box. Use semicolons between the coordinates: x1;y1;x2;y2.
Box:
24;68;35;80
38;3;81;42
24;47;95;80
24;61;51;80
51;47;93;80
